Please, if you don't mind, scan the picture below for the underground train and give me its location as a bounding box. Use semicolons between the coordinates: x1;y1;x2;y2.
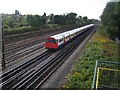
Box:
45;24;94;49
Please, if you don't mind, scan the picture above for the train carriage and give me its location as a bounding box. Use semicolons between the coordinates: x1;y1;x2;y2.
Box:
45;24;94;49
45;35;62;49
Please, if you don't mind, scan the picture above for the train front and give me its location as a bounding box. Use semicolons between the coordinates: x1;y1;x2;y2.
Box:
45;37;58;49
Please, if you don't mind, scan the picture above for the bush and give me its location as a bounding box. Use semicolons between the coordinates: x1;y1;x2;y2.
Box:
14;25;20;29
3;24;10;29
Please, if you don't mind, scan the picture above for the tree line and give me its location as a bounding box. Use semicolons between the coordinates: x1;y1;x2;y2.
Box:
101;1;120;40
3;12;97;30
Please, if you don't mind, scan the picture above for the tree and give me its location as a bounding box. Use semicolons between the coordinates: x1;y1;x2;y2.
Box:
66;12;77;25
26;15;37;27
83;16;88;24
26;14;46;27
76;16;83;25
101;2;120;39
48;13;54;24
41;12;47;24
54;15;66;25
3;15;17;28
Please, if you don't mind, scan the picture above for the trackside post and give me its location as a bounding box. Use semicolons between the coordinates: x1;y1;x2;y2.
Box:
0;14;5;70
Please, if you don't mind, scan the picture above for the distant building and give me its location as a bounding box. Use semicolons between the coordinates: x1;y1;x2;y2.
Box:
15;10;21;15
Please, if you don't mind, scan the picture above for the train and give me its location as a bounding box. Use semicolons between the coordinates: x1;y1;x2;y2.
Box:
45;24;94;49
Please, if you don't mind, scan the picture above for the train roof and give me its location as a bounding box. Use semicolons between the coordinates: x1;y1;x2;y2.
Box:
50;24;94;40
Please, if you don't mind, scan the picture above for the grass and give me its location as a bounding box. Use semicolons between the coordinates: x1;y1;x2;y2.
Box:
3;24;60;35
63;26;119;88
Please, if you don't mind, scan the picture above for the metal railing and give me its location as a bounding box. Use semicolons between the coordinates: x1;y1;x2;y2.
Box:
92;60;120;90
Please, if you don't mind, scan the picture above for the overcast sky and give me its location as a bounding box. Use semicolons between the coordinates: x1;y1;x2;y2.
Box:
0;0;110;20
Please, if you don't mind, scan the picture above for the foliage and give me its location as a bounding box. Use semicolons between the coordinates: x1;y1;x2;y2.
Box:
3;15;27;28
3;24;10;29
66;12;77;25
2;12;97;35
83;16;88;24
54;15;66;25
3;15;16;27
26;14;47;27
76;16;83;25
14;25;20;29
63;28;119;88
3;26;32;35
47;13;54;24
41;12;47;24
101;2;120;40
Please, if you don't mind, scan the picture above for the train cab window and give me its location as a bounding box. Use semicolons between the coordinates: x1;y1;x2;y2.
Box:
52;40;57;43
47;39;57;43
46;40;49;42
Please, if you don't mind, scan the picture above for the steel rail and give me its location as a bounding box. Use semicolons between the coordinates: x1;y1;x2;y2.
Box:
5;43;44;64
0;50;52;87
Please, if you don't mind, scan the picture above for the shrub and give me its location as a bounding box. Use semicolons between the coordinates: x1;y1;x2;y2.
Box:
3;24;10;29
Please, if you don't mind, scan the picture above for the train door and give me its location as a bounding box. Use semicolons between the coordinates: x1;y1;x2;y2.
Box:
64;37;66;44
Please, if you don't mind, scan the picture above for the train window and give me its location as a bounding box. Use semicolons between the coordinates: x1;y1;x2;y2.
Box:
52;40;57;43
46;40;48;42
59;39;61;42
66;36;68;39
47;40;57;43
56;40;58;43
50;40;52;43
60;38;63;42
69;35;70;38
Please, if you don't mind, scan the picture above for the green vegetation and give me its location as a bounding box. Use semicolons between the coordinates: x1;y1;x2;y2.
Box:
63;26;119;88
63;2;120;88
2;12;98;35
26;14;47;27
101;2;120;40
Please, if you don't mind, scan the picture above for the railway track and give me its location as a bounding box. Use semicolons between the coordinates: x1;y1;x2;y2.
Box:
4;26;81;66
4;25;85;67
4;28;72;55
1;26;96;89
4;37;45;56
1;50;56;89
5;42;44;65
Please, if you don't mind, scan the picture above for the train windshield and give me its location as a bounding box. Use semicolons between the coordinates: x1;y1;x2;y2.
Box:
46;40;57;43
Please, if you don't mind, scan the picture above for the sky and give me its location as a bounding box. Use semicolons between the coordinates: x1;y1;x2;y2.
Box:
0;0;111;20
